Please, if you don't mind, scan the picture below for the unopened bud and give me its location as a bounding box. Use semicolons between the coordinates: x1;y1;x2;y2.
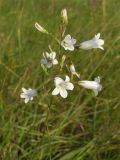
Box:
61;9;68;25
70;64;80;78
35;22;48;34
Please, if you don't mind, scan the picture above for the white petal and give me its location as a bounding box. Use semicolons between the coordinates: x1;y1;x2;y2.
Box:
70;64;75;73
46;63;52;68
22;88;27;93
65;75;70;82
67;45;74;51
95;33;100;39
93;89;98;96
64;46;69;50
49;52;56;59
28;88;32;91
54;77;64;86
20;93;26;98
64;34;71;41
98;84;102;91
98;39;104;45
99;46;104;50
52;87;59;95
94;76;100;83
46;52;50;58
79;81;94;89
66;82;74;90
72;38;76;44
41;58;48;65
30;97;33;100
80;41;93;50
25;98;29;103
52;59;58;65
59;88;68;98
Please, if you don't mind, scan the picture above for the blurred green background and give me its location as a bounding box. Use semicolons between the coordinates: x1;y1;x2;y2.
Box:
0;0;120;159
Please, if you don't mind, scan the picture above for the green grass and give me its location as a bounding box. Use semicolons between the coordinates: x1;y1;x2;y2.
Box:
0;0;120;159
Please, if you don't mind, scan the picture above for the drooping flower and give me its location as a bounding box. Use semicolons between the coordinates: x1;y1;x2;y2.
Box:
70;64;80;78
52;76;74;98
35;22;48;34
61;8;68;25
78;76;102;96
41;51;58;68
20;88;37;103
61;34;76;51
80;33;104;50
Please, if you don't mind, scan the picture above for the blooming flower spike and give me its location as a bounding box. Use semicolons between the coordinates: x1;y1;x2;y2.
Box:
70;64;80;78
61;34;76;51
52;75;74;98
41;51;58;68
78;76;102;96
20;88;37;103
80;33;104;50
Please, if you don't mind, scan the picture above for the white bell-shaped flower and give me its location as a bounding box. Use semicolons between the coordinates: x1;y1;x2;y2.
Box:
41;51;58;68
20;88;37;103
79;76;102;96
52;76;74;98
61;35;76;51
80;33;104;50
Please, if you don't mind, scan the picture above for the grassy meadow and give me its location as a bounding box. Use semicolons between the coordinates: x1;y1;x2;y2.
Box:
0;0;120;159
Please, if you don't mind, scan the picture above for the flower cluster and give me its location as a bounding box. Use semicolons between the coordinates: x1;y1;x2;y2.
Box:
20;9;104;103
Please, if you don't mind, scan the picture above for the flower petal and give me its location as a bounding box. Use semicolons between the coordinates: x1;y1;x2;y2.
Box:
67;45;74;51
66;82;74;90
65;75;70;82
64;34;71;41
99;46;104;50
52;87;59;95
95;33;100;39
80;40;93;50
22;88;27;93
30;97;33;100
72;38;76;44
41;58;48;65
94;76;100;83
46;63;52;68
46;52;50;58
52;59;58;65
54;77;64;86
93;89;98;96
50;52;56;59
70;64;75;73
25;98;29;103
98;39;104;45
20;93;26;98
59;88;68;98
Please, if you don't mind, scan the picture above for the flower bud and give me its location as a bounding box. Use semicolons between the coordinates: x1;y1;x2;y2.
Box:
70;64;80;78
60;55;66;71
61;9;68;25
35;22;48;34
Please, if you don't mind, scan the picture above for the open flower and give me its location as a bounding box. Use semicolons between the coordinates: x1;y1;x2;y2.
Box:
41;51;58;68
52;76;74;98
78;76;102;96
20;88;37;103
61;35;76;51
70;64;80;78
80;33;104;50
